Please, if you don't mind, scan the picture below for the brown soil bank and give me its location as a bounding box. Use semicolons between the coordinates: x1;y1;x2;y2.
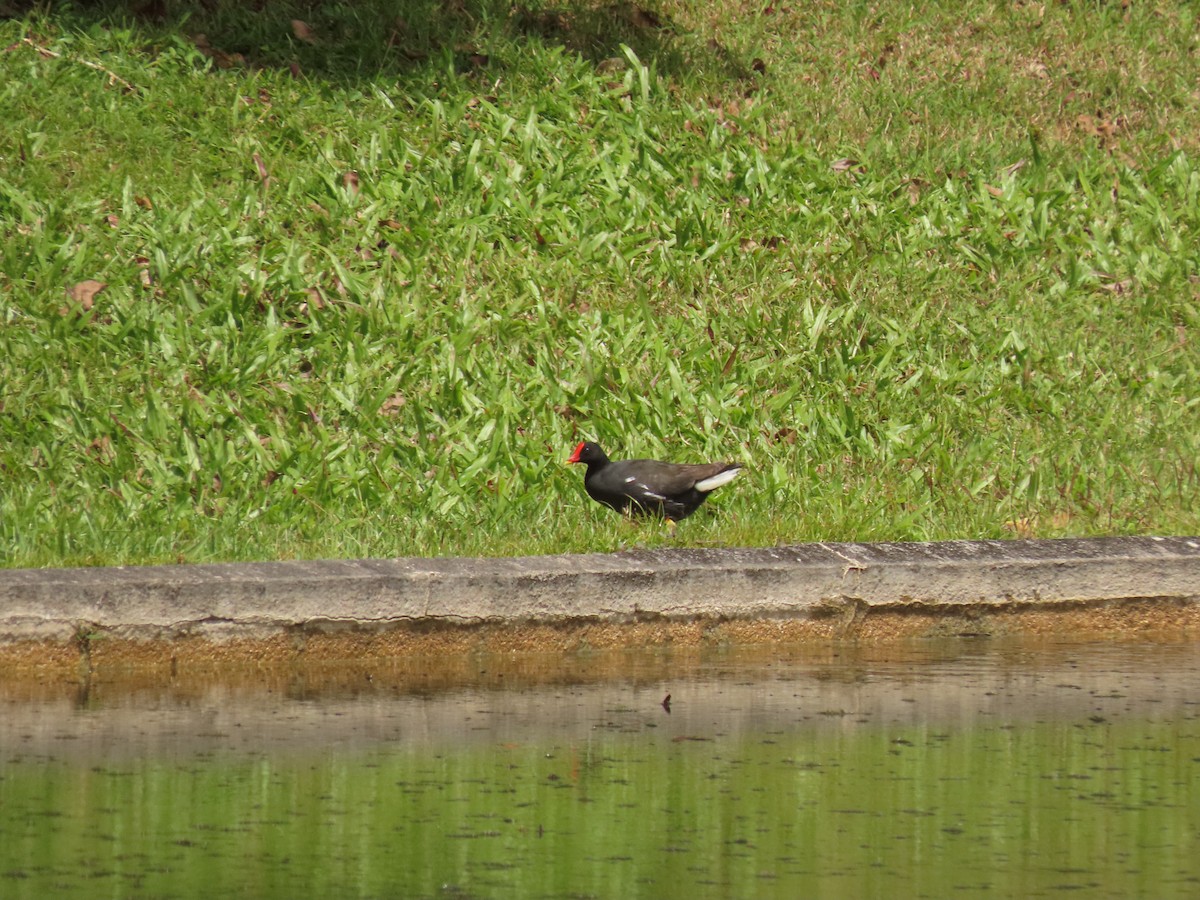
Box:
1;536;1197;680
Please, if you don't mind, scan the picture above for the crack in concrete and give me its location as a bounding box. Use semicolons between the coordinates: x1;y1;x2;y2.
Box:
818;542;869;576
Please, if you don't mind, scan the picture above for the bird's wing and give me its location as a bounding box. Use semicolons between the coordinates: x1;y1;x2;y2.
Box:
615;460;737;496
618;473;668;504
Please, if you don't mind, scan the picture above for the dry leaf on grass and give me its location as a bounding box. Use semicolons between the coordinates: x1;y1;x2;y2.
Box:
304;286;327;311
380;394;407;416
65;279;107;311
135;256;154;288
291;20;318;44
88;435;114;464
1099;278;1133;295
252;153;270;186
1002;159;1028;178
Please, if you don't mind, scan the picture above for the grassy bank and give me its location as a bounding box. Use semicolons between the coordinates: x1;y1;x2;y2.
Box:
1;0;1197;566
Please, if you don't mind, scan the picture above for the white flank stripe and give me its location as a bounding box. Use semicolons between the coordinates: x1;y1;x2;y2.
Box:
695;467;741;492
637;483;667;500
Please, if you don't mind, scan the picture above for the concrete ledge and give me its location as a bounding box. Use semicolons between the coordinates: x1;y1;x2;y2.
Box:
1;536;1198;648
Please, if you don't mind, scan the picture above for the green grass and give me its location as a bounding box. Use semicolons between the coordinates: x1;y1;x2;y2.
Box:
1;0;1198;566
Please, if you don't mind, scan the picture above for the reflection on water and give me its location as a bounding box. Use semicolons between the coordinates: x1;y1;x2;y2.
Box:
2;640;1198;898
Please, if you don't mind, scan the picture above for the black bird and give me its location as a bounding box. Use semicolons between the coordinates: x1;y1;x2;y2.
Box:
566;441;742;522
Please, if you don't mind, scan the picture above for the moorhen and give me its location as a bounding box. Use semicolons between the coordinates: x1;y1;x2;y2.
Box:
566;441;742;522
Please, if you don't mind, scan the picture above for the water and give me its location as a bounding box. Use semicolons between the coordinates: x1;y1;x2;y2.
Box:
2;640;1198;898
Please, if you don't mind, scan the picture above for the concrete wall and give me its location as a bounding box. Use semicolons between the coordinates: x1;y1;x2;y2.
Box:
2;537;1197;650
